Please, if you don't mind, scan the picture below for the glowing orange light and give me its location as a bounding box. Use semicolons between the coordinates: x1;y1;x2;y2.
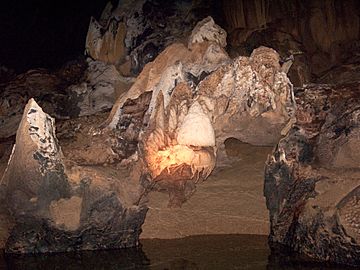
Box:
147;145;195;177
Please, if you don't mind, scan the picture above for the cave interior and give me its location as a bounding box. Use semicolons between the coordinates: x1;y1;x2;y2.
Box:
1;0;360;268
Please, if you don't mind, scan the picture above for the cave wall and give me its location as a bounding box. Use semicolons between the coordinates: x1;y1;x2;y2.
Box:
222;0;360;83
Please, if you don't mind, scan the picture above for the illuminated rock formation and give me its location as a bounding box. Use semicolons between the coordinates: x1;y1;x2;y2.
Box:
0;99;147;253
105;18;295;206
264;82;360;266
1;16;295;252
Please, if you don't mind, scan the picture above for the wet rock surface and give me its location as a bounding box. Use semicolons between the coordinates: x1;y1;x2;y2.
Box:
0;15;297;253
264;82;360;266
0;1;359;264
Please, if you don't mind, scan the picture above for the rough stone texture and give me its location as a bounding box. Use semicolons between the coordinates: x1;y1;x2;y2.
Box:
104;18;295;207
229;27;312;87
0;68;63;139
188;16;227;49
63;59;131;118
0;58;130;139
264;82;360;266
198;46;295;148
85;0;222;76
0;99;147;253
0;17;296;254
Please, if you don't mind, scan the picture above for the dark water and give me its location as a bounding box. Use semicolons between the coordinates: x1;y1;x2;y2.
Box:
0;235;354;270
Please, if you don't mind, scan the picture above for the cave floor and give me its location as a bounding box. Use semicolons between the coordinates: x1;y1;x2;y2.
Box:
141;140;273;239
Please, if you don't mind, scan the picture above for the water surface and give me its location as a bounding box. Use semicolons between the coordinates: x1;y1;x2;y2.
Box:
0;234;353;270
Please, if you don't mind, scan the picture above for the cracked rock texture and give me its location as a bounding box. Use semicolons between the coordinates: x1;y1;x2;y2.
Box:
264;82;360;266
224;0;360;86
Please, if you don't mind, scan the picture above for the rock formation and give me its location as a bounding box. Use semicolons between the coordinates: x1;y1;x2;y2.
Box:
223;0;360;86
0;58;130;139
85;0;217;76
0;99;147;253
0;15;298;252
1;1;360;265
105;17;295;206
264;82;360;266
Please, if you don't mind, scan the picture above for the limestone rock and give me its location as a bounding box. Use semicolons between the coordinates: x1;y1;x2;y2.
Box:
85;15;126;64
106;40;230;129
141;46;293;204
86;0;217;76
188;16;227;49
0;69;62;139
0;58;127;139
0;99;147;253
102;19;233;206
230;28;311;87
197;46;295;147
62;59;128;118
104;19;294;207
177;101;215;147
264;82;360;266
224;0;360;81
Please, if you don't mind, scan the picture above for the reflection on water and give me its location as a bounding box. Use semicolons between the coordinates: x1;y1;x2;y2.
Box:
0;234;354;270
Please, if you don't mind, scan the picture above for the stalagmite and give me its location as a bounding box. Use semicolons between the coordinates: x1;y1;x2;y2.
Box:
0;99;147;253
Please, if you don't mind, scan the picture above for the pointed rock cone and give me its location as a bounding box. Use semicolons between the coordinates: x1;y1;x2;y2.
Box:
1;99;147;253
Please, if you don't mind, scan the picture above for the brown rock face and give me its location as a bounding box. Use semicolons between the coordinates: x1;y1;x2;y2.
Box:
264;82;360;266
0;99;147;253
85;0;219;77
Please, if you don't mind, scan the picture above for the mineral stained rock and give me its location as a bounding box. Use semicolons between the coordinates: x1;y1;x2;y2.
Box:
105;17;295;206
0;99;147;253
264;82;360;266
85;0;218;76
